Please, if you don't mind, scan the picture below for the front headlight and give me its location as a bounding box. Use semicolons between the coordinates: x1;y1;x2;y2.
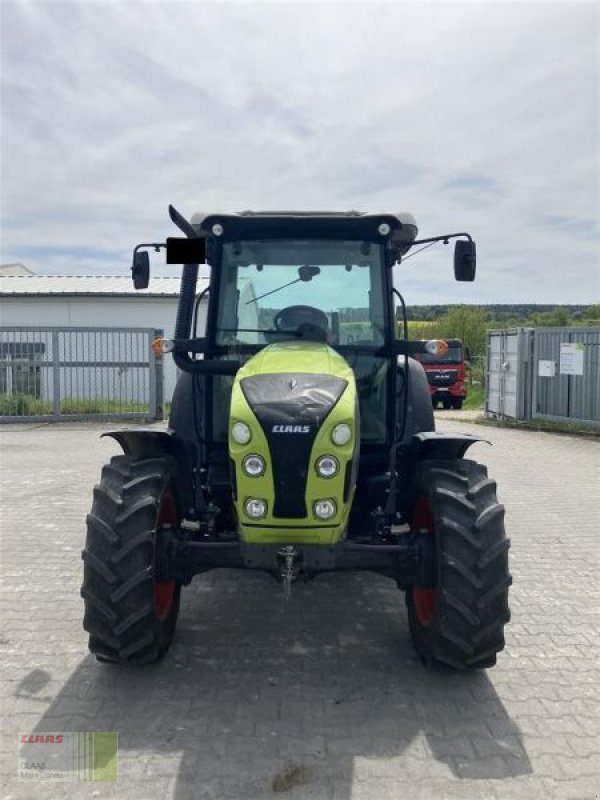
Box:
315;455;339;478
331;423;352;446
313;499;337;520
231;421;251;444
244;498;267;518
243;454;265;477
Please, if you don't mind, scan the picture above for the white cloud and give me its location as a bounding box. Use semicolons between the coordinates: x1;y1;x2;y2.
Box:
1;0;598;302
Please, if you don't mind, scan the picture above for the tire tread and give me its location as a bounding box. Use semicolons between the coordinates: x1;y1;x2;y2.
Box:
81;454;180;664
407;458;511;670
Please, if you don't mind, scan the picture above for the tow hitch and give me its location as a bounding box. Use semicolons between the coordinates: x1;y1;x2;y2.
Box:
277;545;302;599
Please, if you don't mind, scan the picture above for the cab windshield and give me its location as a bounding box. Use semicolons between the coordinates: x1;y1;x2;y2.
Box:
216;240;386;347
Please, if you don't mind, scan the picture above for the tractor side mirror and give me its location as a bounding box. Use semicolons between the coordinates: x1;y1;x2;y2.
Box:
454;240;476;282
132;251;150;290
465;346;472;362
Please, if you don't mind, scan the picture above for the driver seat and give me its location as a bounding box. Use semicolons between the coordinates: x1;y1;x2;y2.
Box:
265;305;330;344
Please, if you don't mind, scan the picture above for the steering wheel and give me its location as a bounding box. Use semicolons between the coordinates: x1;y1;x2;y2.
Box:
273;305;329;342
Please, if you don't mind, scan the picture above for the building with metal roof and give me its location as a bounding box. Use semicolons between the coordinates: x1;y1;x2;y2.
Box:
0;263;35;277
0;275;187;296
0;276;210;400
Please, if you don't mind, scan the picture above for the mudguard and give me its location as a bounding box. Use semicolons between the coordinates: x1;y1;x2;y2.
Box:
101;428;195;508
408;431;489;461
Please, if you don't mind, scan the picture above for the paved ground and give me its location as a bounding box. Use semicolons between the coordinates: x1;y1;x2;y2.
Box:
1;414;599;800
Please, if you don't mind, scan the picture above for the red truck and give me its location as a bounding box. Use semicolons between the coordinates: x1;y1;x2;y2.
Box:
415;338;469;409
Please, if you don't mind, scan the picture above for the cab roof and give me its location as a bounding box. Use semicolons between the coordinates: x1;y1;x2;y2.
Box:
189;211;419;254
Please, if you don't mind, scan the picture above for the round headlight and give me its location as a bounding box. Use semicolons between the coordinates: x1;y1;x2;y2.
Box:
331;423;352;446
212;223;224;236
378;222;391;236
243;454;265;477
244;498;267;519
314;499;337;520
316;455;339;478
231;422;251;444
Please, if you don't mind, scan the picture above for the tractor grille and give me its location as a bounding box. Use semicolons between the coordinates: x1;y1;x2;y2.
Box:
240;373;347;518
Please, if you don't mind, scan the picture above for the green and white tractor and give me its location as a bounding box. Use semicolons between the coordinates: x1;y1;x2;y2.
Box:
81;207;511;669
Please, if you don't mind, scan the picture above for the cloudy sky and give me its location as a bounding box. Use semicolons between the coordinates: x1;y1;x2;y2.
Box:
1;0;598;304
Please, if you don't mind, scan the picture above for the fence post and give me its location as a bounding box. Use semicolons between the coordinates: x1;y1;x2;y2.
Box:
52;330;61;417
528;328;534;419
566;330;573;420
500;332;506;418
150;329;164;421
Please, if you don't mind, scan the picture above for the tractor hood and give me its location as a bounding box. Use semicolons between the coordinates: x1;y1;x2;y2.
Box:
242;340;353;380
229;341;358;544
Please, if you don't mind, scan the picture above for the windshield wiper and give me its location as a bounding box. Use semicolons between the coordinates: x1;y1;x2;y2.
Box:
245;278;303;305
245;264;321;305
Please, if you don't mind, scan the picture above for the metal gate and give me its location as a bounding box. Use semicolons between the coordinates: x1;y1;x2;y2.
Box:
486;328;534;420
486;327;600;426
0;327;164;423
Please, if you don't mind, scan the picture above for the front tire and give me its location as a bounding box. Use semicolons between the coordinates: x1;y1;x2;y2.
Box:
81;455;181;664
406;459;511;670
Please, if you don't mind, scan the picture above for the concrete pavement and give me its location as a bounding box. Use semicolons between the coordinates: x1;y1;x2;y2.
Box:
1;417;599;799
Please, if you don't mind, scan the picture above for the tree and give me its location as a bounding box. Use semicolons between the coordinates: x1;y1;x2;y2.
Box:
530;307;570;327
406;320;440;339
582;304;600;322
435;306;488;359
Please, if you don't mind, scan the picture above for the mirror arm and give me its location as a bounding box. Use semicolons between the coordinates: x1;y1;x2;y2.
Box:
412;232;473;246
133;242;166;256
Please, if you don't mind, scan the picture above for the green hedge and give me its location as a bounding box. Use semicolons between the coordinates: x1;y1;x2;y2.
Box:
0;394;149;416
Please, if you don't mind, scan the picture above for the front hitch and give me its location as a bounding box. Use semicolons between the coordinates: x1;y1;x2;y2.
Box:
277;546;303;600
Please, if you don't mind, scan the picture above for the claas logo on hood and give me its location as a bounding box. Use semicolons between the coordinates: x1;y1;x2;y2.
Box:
271;425;311;434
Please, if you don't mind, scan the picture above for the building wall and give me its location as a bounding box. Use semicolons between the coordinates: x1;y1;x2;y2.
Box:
0;296;208;400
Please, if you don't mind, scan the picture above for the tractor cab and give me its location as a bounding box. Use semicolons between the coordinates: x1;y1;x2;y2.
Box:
162;211;473;450
209;225;409;449
138;207;478;540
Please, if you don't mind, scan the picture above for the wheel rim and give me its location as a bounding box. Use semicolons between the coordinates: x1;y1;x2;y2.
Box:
411;495;438;627
154;490;176;621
